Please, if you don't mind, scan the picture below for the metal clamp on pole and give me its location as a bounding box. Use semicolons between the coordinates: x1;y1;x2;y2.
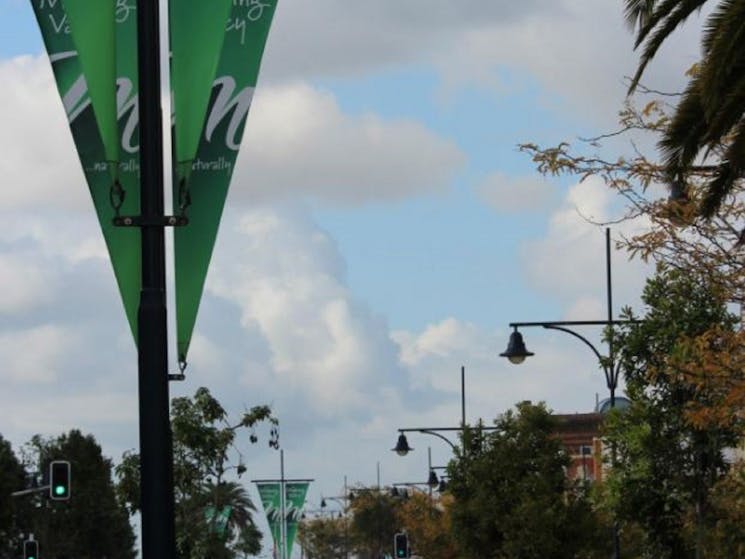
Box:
113;215;189;227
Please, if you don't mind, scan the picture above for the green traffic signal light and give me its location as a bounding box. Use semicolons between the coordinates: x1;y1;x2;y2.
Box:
24;539;38;559
394;533;408;558
49;460;71;501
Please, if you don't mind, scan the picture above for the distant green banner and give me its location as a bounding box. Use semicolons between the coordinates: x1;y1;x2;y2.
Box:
284;482;310;557
172;0;278;364
255;482;282;552
255;481;310;558
205;505;232;537
31;0;141;341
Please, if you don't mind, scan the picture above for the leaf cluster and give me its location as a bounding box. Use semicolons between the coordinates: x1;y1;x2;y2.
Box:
115;387;277;559
604;266;742;557
446;403;609;559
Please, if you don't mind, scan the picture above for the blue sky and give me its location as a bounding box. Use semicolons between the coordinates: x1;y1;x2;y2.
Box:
0;1;704;557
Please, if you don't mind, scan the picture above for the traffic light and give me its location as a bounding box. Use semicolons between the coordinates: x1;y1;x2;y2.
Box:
394;532;409;558
23;539;38;559
49;460;71;500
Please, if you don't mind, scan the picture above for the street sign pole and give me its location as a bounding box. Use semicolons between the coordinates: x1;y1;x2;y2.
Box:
135;1;176;558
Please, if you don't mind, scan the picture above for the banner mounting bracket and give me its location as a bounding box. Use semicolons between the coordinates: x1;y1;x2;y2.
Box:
113;215;189;227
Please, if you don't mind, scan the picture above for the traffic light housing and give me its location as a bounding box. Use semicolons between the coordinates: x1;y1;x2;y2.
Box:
394;532;409;558
23;539;38;559
49;460;71;500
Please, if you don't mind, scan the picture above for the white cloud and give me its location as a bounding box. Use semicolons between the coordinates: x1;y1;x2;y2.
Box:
0;55;89;212
205;206;407;419
477;172;557;213
520;176;652;313
0;325;79;383
260;0;704;127
0;253;54;313
235;83;466;205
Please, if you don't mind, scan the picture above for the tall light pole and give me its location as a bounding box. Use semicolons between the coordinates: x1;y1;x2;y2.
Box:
499;227;640;559
392;366;482;456
135;2;176;559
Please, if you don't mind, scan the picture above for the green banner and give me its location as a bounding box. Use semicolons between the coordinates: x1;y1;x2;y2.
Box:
31;0;142;341
172;0;278;364
62;0;118;174
284;482;310;557
169;0;233;184
255;482;282;553
205;505;232;537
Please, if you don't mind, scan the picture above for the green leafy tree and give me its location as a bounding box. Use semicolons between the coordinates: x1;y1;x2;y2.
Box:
297;514;349;559
347;488;399;559
699;459;745;556
605;265;741;558
0;435;33;559
447;404;609;559
116;387;277;559
624;0;745;216
22;430;136;559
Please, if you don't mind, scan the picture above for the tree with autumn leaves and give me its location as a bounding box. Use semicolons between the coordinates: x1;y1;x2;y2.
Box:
298;487;457;559
522;82;745;556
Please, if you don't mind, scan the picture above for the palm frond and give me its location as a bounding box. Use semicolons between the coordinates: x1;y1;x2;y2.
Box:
702;70;745;147
659;78;709;173
629;0;709;93
699;0;745;113
625;0;660;30
701;118;745;216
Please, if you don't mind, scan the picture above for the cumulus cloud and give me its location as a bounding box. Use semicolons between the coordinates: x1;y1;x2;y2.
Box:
234;83;466;205
0;55;89;212
205;206;408;419
476;172;557;213
0;325;77;383
519;176;652;318
260;0;703;127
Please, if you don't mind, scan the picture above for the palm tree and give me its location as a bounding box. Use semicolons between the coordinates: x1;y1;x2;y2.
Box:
624;0;745;217
204;480;262;553
206;480;259;534
178;481;262;559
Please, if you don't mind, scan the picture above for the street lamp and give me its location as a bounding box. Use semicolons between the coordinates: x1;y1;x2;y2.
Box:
393;365;498;455
499;228;641;408
428;466;447;491
500;228;639;559
392;427;465;454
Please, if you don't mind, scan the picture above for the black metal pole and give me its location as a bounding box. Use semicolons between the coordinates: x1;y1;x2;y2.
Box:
136;1;176;558
606;227;621;559
460;365;465;427
606;227;616;409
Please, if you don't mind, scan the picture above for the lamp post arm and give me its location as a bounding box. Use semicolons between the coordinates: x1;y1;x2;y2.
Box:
542;324;620;392
416;429;457;451
541;324;606;366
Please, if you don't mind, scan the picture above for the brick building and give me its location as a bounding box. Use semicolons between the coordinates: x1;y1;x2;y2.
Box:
552;397;631;482
553;412;604;482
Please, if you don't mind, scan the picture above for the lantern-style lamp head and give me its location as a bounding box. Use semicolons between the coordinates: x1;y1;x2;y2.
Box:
500;328;534;364
392;433;413;456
